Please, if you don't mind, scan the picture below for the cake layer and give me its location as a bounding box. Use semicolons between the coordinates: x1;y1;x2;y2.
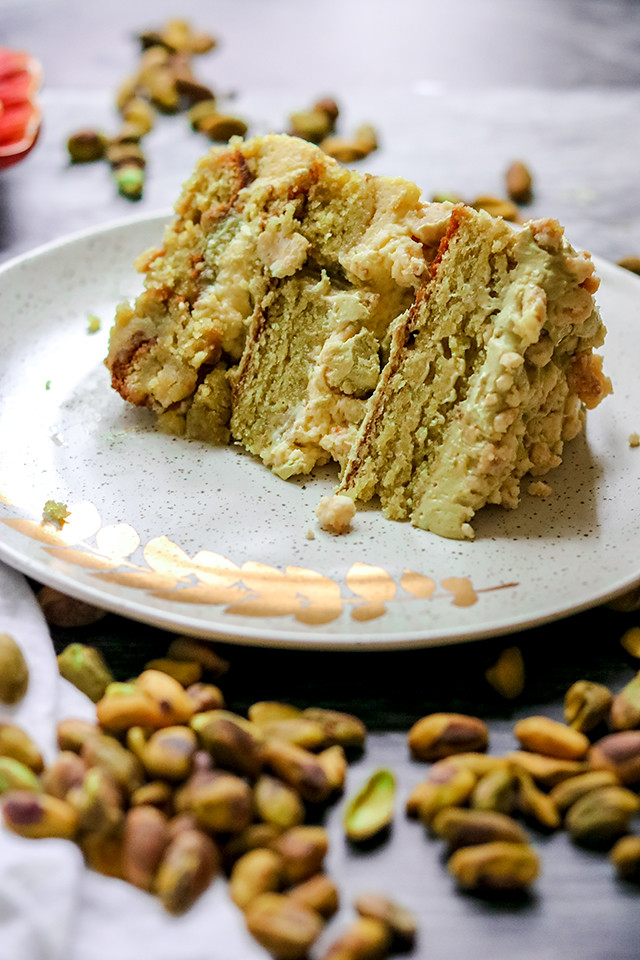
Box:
338;206;611;539
106;134;450;456
106;135;610;540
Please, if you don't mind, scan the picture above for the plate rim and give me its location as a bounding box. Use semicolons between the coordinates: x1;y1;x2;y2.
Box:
1;211;639;651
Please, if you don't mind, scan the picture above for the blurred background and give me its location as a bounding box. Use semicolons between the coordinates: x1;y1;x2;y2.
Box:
2;0;640;262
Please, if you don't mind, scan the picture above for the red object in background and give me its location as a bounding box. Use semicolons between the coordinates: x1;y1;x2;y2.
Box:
0;48;42;170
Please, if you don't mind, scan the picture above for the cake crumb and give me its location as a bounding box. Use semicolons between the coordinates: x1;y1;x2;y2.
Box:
315;494;355;534
528;480;553;498
42;500;70;529
87;314;101;334
305;528;316;541
629;432;640;448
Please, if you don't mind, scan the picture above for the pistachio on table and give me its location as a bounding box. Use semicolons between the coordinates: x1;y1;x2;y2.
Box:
317;745;348;794
272;825;329;886
610;834;640;881
609;671;640;730
565;785;640;848
301;707;367;750
0;633;29;705
229;847;284;910
513;716;590;761
184;682;225;712
484;646;525;699
548;770;621;814
343;769;395;843
320;916;392;960
80;732;144;796
0;722;44;772
57;718;99;753
2;790;78;839
191;709;265;779
0;757;43;795
512;766;561;832
506;751;587;789
178;768;253;833
154;827;221;915
408;713;489;762
253;774;306;830
259;717;327;752
471;765;518;814
408;761;477;827
264;738;333;804
57;643;114;703
144;658;203;687
140;725;197;781
122;805;170;892
166;639;229;679
354;892;417;949
67;130;108;163
289;97;339;143
448;840;539;893
564;680;613;733
244;892;323;960
36;586;106;628
431;808;529;855
96;682;168;731
288;873;340;920
505;160;533;204
588;730;640;785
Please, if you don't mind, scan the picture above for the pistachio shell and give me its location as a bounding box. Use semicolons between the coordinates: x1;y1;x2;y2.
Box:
344;769;395;842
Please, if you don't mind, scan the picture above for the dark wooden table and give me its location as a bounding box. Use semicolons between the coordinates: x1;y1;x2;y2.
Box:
3;1;640;957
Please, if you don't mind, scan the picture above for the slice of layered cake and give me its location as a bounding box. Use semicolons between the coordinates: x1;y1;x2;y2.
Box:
106;134;450;476
106;134;610;539
338;206;611;538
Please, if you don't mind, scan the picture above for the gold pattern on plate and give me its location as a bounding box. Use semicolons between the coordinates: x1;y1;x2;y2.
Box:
0;497;518;625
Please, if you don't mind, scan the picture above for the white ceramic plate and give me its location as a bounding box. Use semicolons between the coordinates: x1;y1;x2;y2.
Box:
0;213;638;650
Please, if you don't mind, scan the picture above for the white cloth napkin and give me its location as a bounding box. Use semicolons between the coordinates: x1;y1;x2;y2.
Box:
0;561;264;960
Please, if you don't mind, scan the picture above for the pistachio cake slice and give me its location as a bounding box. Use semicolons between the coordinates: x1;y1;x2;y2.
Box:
338;205;611;539
106;133;450;462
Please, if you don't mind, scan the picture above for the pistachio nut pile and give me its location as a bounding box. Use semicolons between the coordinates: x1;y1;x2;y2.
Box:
0;634;416;960
406;675;640;893
66;18;247;200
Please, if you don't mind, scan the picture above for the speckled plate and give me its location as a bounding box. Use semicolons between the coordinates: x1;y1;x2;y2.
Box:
0;213;638;650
